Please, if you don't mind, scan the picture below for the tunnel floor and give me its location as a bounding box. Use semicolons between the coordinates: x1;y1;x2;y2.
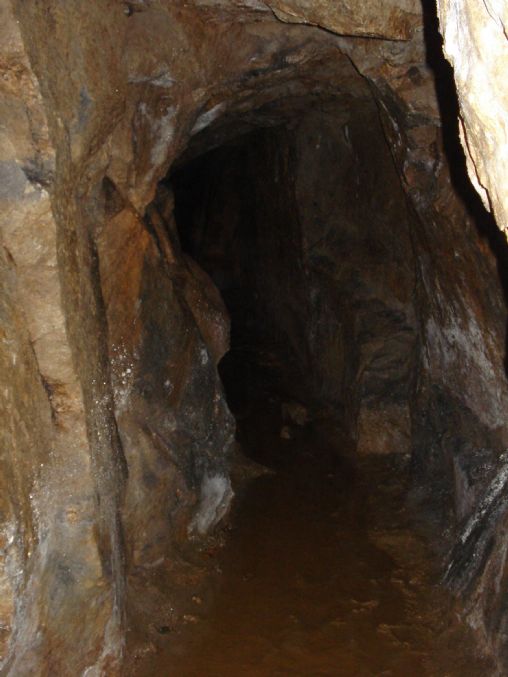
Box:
128;396;492;676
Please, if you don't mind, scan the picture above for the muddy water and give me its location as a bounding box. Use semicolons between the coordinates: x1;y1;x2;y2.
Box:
130;424;492;676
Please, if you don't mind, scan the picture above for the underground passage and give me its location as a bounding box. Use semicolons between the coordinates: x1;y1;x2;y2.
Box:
2;1;508;675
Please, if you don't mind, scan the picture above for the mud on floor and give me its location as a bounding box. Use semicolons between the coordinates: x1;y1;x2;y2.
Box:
126;420;494;676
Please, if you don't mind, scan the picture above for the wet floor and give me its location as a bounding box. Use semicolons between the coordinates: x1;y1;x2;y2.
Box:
129;417;493;676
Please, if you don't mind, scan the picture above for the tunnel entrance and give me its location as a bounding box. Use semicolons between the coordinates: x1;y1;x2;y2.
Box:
169;101;419;465
125;99;502;674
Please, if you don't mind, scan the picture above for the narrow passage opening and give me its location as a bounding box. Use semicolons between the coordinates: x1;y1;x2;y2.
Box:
132;101;497;674
170;102;419;465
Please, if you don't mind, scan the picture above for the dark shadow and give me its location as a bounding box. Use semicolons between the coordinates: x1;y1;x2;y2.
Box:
170;130;305;429
420;0;508;372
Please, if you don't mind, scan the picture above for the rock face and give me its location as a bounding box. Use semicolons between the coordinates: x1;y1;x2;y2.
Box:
0;0;507;673
437;0;508;233
0;7;118;674
264;0;421;40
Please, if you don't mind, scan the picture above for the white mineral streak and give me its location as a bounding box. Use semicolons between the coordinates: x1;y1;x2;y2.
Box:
437;0;508;232
149;106;177;166
188;474;234;535
459;454;508;545
128;70;175;88
425;306;507;430
191;103;226;135
110;343;136;415
444;453;508;586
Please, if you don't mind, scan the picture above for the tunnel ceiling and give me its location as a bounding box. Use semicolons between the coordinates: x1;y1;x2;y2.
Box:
2;1;508;674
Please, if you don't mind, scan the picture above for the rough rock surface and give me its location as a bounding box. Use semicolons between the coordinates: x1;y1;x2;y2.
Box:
437;0;508;233
0;6;117;674
264;0;421;40
0;0;507;673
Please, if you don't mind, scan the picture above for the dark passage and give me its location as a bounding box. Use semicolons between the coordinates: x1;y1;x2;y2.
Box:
126;106;498;675
171;104;419;459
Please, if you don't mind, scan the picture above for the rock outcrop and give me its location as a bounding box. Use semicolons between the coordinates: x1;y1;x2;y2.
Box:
437;0;508;233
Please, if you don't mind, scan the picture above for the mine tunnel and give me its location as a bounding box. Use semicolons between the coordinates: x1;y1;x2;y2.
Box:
168;104;418;460
3;2;508;676
129;90;508;673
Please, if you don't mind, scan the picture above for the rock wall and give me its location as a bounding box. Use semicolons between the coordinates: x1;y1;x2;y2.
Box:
436;0;508;662
437;0;508;233
0;0;507;672
0;6;119;674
